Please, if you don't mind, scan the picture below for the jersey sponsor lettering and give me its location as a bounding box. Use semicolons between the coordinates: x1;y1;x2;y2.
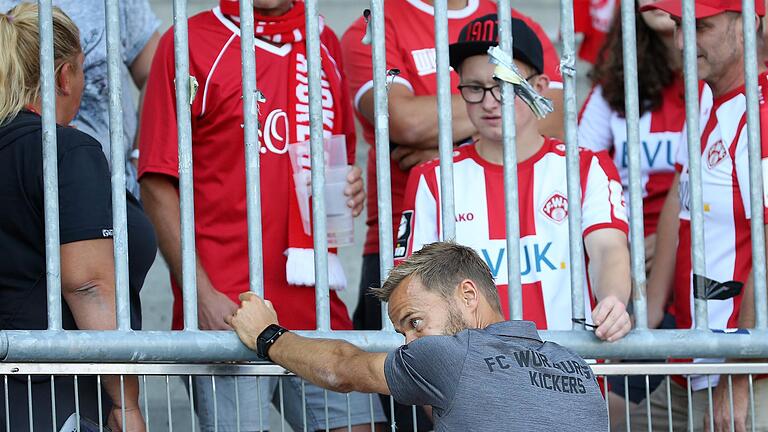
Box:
618;139;676;169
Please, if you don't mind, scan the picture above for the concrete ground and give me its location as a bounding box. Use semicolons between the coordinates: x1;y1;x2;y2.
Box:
140;1;583;430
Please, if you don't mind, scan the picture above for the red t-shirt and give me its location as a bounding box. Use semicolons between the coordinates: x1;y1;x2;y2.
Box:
138;6;356;330
341;0;563;256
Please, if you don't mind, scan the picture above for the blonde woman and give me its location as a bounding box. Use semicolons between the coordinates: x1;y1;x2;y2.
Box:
0;4;154;431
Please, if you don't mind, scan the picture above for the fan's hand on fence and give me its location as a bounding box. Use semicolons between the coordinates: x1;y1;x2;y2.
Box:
591;296;631;342
225;292;279;351
345;165;365;217
707;375;748;432
107;406;146;432
198;286;239;330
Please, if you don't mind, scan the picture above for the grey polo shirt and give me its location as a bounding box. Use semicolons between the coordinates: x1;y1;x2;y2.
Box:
384;321;608;431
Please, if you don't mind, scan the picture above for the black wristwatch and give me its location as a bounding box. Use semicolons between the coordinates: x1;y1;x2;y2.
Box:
256;324;289;361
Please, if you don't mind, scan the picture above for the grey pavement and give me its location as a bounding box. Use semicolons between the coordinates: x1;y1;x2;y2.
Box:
140;1;570;430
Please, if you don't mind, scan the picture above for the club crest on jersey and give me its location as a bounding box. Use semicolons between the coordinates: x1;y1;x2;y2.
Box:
706;140;727;169
541;193;568;223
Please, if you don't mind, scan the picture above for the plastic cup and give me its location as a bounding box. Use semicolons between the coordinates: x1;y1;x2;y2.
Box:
324;166;353;247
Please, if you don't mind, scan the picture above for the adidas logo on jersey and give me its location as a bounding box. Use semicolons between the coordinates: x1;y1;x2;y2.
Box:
706;140;728;169
541;193;568;223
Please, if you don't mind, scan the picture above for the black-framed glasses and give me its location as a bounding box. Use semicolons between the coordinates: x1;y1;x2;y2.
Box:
458;84;502;104
457;73;538;104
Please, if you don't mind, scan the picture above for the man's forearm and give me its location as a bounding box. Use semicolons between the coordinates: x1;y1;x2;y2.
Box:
268;333;389;395
646;177;680;328
593;247;631;305
140;176;215;295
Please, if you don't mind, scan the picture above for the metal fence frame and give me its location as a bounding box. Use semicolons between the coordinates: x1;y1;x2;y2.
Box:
14;0;768;361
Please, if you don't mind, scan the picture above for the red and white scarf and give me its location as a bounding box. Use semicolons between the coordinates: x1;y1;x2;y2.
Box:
220;0;347;290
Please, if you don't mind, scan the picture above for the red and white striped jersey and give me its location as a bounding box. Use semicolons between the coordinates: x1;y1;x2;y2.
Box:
396;138;629;329
578;78;687;235
673;72;768;333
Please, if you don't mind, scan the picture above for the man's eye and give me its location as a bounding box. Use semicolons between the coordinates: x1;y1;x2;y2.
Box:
410;319;423;329
465;86;483;93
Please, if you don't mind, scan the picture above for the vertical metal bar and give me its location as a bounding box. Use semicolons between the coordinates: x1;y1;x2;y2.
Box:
279;379;286;432
50;376;56;431
236;376;242;432
603;377;610;426
304;0;331;331
560;0;587;328
165;376;173;432
369;0;395;331
681;0;708;330
624;375;631;432
238;0;265;298
707;375;714;432
433;0;456;240
687;376;693;432
741;0;768;329
4;375;9;432
74;376;80;432
188;376;195;432
728;375;735;432
254;377;260;432
620;0;647;328
120;376;126;431
27;376;33;432
412;405;417;432
496;0;523;320
173;0;199;331
749;374;755;432
104;0;130;330
324;390;330;432
645;375;652;431
302;381;308;432
212;376;218;432
97;375;103;432
666;376;673;432
346;393;351;432
389;396;396;432
368;394;375;430
142;375;150;432
39;0;62;331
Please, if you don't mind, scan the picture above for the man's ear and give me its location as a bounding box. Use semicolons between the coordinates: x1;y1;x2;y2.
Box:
56;62;75;97
458;279;480;311
534;73;551;94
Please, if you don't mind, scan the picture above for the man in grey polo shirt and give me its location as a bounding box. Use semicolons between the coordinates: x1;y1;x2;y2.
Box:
227;242;608;430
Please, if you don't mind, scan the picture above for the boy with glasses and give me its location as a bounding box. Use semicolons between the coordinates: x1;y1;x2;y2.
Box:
397;14;633;341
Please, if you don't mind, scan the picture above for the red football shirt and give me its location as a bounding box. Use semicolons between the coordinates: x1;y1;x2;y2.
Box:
341;0;564;256
139;6;357;330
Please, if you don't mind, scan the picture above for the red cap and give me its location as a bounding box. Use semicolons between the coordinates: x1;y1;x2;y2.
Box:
640;0;765;18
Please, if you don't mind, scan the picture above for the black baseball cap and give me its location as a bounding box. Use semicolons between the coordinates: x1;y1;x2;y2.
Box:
449;14;544;74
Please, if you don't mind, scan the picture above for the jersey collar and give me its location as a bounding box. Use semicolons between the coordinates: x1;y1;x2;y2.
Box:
486;320;542;341
404;0;480;19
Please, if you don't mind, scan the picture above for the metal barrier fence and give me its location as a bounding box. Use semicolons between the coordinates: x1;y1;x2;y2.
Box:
4;0;768;423
0;363;765;431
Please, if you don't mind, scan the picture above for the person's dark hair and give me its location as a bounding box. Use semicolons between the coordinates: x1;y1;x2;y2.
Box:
589;3;677;117
373;242;503;314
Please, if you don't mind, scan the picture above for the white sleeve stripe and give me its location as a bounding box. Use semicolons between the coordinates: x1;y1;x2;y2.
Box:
353;77;415;111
